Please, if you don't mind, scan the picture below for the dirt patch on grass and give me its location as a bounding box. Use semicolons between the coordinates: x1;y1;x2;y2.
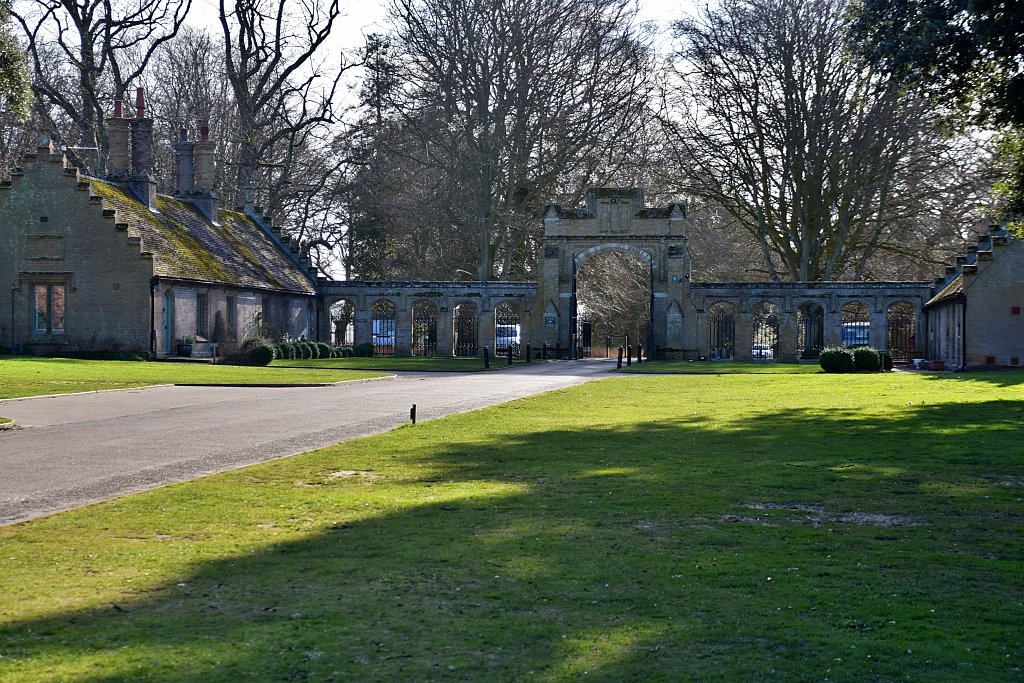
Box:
721;502;920;527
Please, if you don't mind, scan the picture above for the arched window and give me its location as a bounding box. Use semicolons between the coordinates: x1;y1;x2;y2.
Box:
372;300;396;356
841;302;871;347
797;302;824;359
752;301;780;359
708;302;736;359
412;299;438;357
495;301;521;357
453;302;478;356
887;301;917;363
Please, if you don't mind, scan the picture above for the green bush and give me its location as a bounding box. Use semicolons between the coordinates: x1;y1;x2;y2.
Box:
853;346;881;372
353;342;374;357
273;343;288;360
316;342;333;358
307;341;320;359
879;350;894;371
819;347;856;373
335;346;354;357
241;337;267;350
221;341;275;366
295;342;310;359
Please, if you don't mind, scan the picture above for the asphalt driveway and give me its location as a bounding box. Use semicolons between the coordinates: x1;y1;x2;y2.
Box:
0;361;612;525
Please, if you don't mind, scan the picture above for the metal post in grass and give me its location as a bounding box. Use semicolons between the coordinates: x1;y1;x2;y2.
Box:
542;342;547;360
483;346;490;369
617;346;623;369
525;344;531;363
410;404;417;425
637;343;643;364
555;342;561;360
626;345;632;366
507;344;513;366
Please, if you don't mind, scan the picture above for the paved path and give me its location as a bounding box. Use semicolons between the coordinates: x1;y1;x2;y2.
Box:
0;361;613;526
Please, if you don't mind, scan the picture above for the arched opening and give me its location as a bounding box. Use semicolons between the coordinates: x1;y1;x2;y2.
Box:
708;301;736;359
752;301;780;359
453;302;478;356
372;299;396;356
412;299;438;357
797;302;824;359
841;301;871;347
887;301;917;363
330;299;354;346
575;248;652;358
494;301;521;357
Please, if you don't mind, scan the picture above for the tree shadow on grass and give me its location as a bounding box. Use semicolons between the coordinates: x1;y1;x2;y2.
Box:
0;400;1021;681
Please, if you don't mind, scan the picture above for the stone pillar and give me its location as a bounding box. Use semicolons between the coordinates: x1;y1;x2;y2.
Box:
172;129;195;195
192;123;218;220
735;311;753;360
478;305;496;355
394;301;413;357
436;304;454;357
870;308;888;350
823;309;842;348
353;306;372;348
777;312;799;361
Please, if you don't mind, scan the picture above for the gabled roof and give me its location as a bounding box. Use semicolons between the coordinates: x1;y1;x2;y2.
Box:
92;180;317;294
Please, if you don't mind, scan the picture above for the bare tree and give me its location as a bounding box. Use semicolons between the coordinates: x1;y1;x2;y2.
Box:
379;0;655;281
662;0;987;282
218;0;354;214
13;0;191;169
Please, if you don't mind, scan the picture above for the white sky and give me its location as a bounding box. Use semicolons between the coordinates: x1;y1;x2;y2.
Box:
188;0;693;49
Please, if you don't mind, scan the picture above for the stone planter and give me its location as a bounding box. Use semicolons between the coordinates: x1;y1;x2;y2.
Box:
176;343;193;357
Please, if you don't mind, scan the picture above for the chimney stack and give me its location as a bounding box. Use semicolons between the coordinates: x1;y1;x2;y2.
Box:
106;99;131;179
191;122;219;221
127;87;156;207
172;128;195;195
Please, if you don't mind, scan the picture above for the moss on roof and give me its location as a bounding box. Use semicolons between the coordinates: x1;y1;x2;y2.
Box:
90;180;315;293
925;274;963;308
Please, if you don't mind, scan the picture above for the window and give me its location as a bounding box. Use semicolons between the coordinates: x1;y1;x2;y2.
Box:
196;293;209;337
34;284;65;335
226;296;237;336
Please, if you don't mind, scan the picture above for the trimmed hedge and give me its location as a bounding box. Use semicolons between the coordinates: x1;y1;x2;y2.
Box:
221;341;275;366
853;346;881;372
353;342;374;357
316;342;334;358
819;347;856;373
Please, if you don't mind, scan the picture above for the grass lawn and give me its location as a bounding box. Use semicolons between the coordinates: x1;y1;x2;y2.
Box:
621;359;824;374
0;372;1021;680
0;356;387;399
272;355;529;372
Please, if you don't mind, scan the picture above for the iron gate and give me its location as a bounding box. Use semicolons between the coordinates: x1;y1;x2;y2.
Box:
412;300;437;356
887;302;917;363
752;302;780;359
494;303;520;357
453;303;478;356
576;310;593;358
841;302;871;347
797;303;824;359
371;300;396;356
709;303;735;359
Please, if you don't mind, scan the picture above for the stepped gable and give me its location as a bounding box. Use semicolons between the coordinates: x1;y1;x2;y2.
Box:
925;224;1010;308
90;179;317;294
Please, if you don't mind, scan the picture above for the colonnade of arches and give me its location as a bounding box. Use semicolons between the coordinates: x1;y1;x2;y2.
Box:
330;298;523;357
705;300;920;362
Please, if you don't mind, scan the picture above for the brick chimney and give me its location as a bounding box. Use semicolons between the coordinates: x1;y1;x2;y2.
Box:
127;87;157;207
191;123;219;221
172;128;195;195
106;99;131;179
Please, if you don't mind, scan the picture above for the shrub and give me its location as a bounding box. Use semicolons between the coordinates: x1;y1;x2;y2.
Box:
853;346;881;372
334;346;352;357
353;342;374;357
294;342;309;359
307;341;320;359
316;342;333;358
241;337;268;350
880;350;894;371
274;343;288;361
819;347;856;373
221;341;275;366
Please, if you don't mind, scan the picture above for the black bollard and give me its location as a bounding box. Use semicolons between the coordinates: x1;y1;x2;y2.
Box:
637;343;643;364
617;346;623;369
483;346;490;369
507;344;513;365
525;344;531;364
626;344;632;366
410;404;417;425
542;342;548;360
555;342;561;360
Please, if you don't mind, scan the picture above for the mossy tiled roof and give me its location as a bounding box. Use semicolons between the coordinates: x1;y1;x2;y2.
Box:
925;274;963;308
91;180;316;294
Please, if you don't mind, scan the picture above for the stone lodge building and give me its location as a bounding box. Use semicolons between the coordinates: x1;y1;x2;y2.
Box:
1;102;1022;369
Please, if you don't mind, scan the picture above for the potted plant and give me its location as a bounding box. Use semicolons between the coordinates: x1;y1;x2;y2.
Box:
176;335;195;357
